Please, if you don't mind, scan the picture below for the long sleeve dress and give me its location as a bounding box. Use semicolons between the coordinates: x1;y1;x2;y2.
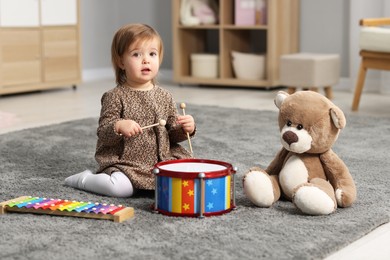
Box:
94;84;194;190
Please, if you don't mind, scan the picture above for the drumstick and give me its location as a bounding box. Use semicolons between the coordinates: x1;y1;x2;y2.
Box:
180;103;193;155
141;119;166;130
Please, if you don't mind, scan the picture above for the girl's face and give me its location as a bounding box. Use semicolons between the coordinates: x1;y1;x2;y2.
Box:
120;37;160;89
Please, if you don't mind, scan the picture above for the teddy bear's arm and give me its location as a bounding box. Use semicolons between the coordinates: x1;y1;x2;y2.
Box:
320;149;357;208
266;148;290;176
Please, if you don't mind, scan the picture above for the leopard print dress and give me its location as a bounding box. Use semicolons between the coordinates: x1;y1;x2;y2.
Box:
95;84;194;190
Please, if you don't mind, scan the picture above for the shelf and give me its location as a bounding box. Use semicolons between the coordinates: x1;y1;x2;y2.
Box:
178;25;268;30
176;76;271;88
177;25;220;30
222;25;268;30
172;0;300;89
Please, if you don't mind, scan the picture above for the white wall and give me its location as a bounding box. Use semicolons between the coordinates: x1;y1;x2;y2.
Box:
80;0;371;90
80;0;172;81
299;0;349;78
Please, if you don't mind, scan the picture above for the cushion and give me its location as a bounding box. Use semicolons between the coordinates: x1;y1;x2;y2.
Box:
280;53;340;87
359;27;390;52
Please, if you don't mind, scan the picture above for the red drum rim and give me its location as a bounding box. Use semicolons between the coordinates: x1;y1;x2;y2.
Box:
154;158;235;179
152;204;236;217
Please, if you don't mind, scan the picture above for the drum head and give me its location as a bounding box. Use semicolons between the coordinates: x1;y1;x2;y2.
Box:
154;159;234;178
159;162;226;173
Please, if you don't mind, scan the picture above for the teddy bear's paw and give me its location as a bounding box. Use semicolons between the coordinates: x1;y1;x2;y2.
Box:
335;188;356;208
249;166;262;172
243;170;274;207
293;186;336;215
335;188;343;206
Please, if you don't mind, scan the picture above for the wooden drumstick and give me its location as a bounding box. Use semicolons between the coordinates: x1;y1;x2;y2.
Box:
141;119;166;130
180;103;193;155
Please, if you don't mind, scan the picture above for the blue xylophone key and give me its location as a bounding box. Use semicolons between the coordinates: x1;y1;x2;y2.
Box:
33;198;55;209
74;202;96;213
84;203;105;214
80;203;100;213
94;204;111;214
15;197;40;208
76;202;97;212
25;198;46;208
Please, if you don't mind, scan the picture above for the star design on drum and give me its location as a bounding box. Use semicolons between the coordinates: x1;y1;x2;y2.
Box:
187;189;194;196
182;180;189;187
211;188;217;195
207;180;213;186
207;202;214;210
183;203;190;211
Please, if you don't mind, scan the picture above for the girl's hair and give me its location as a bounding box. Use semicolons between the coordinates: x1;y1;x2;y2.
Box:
111;23;164;85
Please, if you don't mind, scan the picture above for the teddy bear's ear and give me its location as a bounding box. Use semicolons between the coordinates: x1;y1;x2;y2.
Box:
330;106;346;129
274;91;289;109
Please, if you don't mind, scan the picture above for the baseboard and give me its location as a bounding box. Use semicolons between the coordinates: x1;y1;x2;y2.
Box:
82;69;389;94
333;77;390;94
82;68;173;82
82;68;114;82
333;77;351;92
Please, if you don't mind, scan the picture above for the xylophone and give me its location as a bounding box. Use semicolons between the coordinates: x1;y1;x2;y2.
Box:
0;196;134;223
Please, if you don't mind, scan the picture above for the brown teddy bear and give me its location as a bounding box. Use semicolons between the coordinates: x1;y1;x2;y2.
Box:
243;91;356;215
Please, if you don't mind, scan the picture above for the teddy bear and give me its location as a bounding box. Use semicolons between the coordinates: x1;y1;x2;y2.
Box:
180;0;217;26
243;90;357;215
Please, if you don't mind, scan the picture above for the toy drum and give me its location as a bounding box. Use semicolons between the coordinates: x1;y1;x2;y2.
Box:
152;159;237;217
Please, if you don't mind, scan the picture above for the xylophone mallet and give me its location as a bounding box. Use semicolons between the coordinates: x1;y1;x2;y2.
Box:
141;119;166;130
179;103;193;155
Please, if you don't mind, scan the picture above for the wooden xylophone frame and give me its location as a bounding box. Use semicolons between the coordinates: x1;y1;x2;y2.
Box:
0;196;134;223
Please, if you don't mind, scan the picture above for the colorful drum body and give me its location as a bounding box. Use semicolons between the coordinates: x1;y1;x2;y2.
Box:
153;159;236;217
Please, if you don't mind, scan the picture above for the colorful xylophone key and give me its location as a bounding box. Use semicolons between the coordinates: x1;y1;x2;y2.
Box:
0;196;134;223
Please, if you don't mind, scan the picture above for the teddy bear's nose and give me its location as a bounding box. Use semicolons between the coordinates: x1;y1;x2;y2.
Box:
283;131;298;145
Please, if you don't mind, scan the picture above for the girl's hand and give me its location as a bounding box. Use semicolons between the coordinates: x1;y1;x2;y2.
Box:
177;115;195;134
115;120;142;137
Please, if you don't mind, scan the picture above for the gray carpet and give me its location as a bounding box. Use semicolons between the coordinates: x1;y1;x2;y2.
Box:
0;104;389;260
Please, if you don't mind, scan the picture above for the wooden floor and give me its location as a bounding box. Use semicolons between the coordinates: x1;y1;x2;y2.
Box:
0;77;389;259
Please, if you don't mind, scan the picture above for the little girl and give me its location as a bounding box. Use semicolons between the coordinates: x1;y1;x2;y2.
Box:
65;24;195;197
